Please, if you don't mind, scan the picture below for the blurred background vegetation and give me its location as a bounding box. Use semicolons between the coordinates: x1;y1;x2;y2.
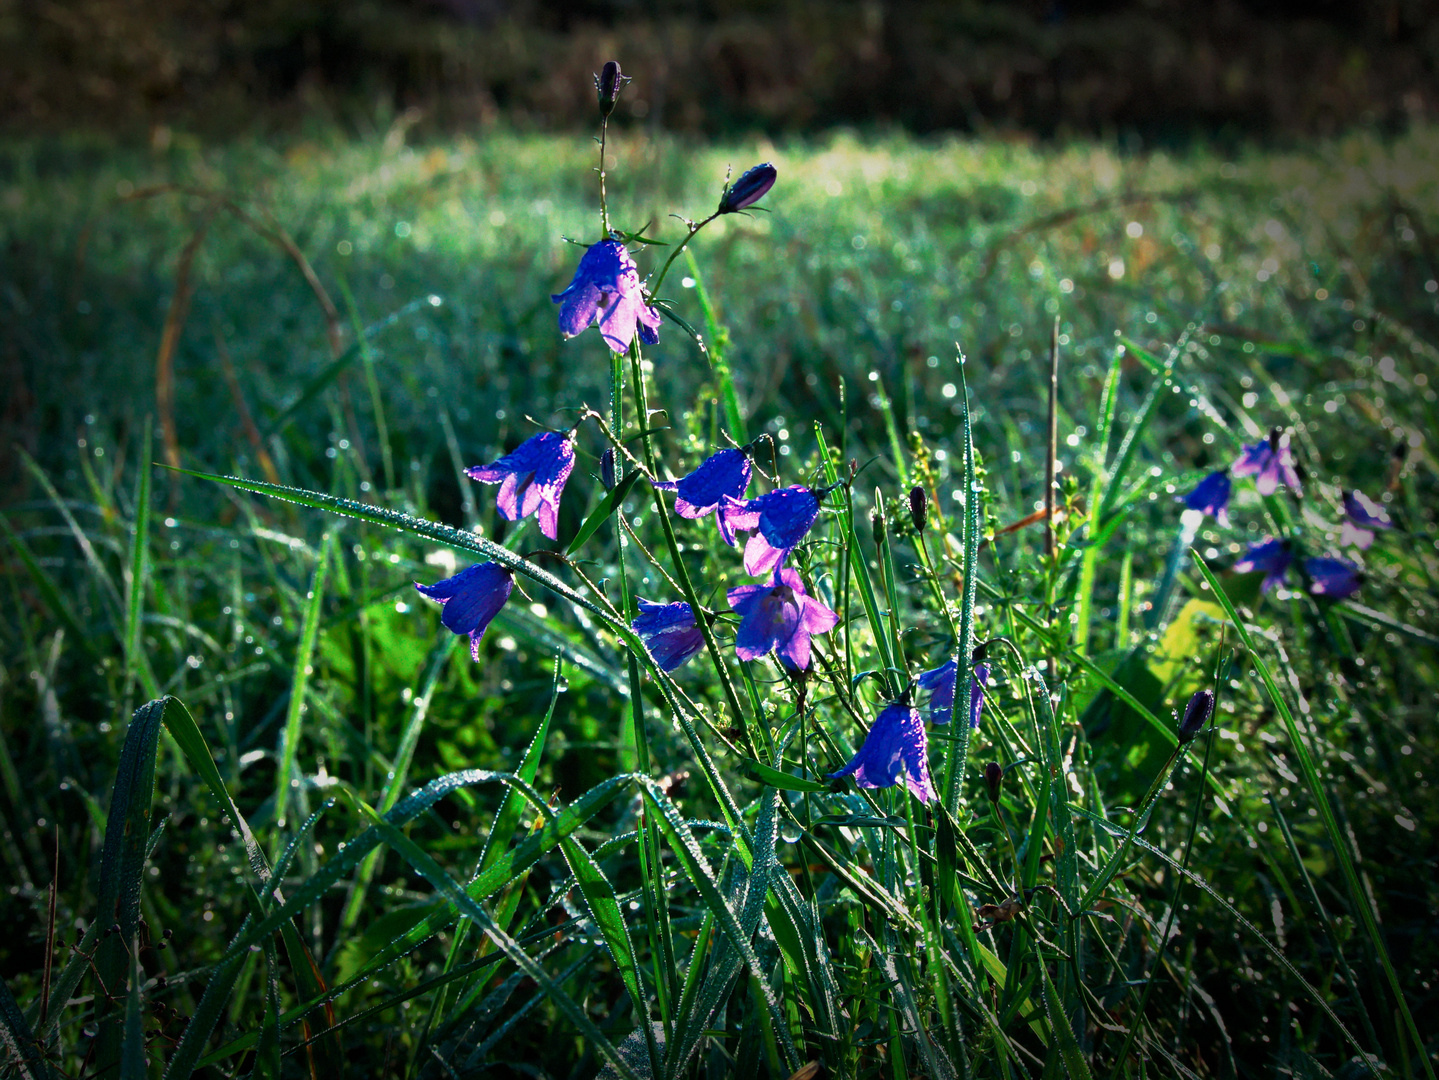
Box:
2;0;1436;140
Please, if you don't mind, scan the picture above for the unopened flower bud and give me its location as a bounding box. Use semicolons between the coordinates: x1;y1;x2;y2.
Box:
719;162;777;214
909;485;927;533
1178;689;1214;743
595;61;626;117
871;508;886;545
600;447;617;490
984;762;1004;804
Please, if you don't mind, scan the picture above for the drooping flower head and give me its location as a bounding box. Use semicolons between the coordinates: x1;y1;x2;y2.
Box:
918;654;990;728
1178;688;1214;743
968;662;992;730
1182;469;1232;527
1340;489;1392;550
552;239;661;355
652;447;753;543
467;431;576;541
631;598;707;672
415;562;514;661
1305;556;1363;599
722;484;831;576
1233;537;1292;592
828;701;935;803
727;566;838;671
719;163;777;214
1232;428;1301;496
916;658;957;725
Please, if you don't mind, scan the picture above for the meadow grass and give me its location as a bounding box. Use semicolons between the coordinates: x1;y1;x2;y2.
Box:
1;119;1437;1077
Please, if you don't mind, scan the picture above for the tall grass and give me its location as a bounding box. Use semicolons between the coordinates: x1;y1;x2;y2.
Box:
2;115;1437;1077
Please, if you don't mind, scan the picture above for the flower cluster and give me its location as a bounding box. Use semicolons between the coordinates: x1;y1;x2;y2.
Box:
1182;425;1392;602
414;62;974;808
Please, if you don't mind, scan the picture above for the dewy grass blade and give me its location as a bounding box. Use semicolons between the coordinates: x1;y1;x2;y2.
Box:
1074;344;1124;654
92;697;166;1073
340;629;455;933
359;808;644;1080
1;971;53;1080
0;511;99;662
120;938;146;1080
1074;805;1377;1071
274;530;333;834
1191;551;1430;1079
565;468;641;556
124;427;159;701
420;665;563;1060
559;834;663;1077
943;351;981;812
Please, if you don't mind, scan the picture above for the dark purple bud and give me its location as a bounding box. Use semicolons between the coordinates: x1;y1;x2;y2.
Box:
600;447;617;491
719;162;777;214
1178;689;1214;743
596;61;627;117
909;486;927;533
984;762;1004;804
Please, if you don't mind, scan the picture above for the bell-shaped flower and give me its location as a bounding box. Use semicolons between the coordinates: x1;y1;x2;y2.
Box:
727;566;838;671
1305;556;1362;599
916;658;958;725
1340;490;1392;550
1233;537;1292;592
467;431;576;541
653;447;752;543
919;657;990;728
415;562;514;661
829;702;935;803
722;485;823;576
1232;429;1300;496
631;599;707;672
1182;469;1232;527
551;239;661;354
968;662;992;730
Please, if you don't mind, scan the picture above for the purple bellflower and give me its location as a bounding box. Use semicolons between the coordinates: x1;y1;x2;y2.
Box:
1305;556;1363;599
727;566;839;671
415;562;514;661
722;485;824;576
1340;490;1392;550
1233;537;1293;592
719;163;777;214
916;658;957;725
552;239;661;355
1232;428;1301;496
1182;470;1232;527
829;701;936;804
917;658;990;728
653;447;753;543
467;431;576;541
632;599;708;672
969;662;992;730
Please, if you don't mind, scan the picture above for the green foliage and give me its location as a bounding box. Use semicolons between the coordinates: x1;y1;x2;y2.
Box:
2;121;1438;1079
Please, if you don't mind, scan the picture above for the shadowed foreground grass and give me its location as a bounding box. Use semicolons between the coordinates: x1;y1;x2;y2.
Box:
1;123;1437;1077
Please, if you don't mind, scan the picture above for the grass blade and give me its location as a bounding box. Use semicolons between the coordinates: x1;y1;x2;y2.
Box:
274;531;333;832
1190;551;1431;1079
93;697;167;1073
1;972;53;1080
